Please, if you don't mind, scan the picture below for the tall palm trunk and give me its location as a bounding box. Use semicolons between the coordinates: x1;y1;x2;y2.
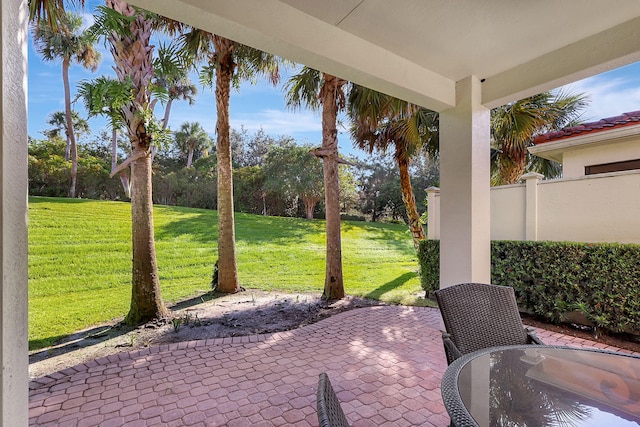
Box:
319;74;345;299
186;148;194;168
213;35;239;293
63;57;78;198
107;0;168;324
162;98;173;129
127;147;166;323
396;152;425;249
111;127;131;197
111;128;118;171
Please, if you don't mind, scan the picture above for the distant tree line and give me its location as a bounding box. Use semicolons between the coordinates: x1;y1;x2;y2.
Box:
28;124;440;223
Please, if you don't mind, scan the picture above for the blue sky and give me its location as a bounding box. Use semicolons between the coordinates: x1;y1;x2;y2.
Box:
27;7;640;158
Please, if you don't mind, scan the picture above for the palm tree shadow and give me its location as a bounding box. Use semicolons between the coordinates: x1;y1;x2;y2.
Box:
154;207;326;245
28;291;224;365
365;272;416;299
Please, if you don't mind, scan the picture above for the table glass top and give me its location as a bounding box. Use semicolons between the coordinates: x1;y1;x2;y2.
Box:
458;347;640;427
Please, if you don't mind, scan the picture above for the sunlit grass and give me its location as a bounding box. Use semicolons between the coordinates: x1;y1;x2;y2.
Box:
29;196;428;350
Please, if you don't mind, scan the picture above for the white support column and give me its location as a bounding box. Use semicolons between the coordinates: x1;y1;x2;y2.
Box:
439;76;491;288
425;187;440;240
522;172;544;241
1;0;29;426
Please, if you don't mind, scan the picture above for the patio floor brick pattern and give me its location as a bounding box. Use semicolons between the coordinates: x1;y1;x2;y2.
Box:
28;306;638;426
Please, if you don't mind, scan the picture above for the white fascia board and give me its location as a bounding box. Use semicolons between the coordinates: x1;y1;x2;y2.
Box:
131;0;456;111
528;123;640;162
482;16;640;109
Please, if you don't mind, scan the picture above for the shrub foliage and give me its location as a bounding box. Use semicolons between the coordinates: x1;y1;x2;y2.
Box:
418;239;640;334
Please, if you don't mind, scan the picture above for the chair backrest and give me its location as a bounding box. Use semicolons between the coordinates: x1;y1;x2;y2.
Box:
435;283;529;356
317;373;350;427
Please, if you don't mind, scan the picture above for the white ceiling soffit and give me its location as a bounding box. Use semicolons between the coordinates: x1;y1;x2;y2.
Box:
131;0;640;111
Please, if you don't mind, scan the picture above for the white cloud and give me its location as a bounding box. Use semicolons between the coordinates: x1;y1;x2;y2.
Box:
167;108;324;140
80;12;95;31
563;73;640;122
230;109;323;136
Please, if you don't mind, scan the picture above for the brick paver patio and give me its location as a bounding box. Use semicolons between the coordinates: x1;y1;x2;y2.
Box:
28;305;636;426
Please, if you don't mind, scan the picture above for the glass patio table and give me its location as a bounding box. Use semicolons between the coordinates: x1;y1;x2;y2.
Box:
441;345;640;427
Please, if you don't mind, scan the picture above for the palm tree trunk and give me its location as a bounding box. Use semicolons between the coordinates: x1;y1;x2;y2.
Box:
111;127;131;197
63;57;78;198
107;0;168;324
111;128;118;171
148;98;173;164
162;98;173;129
213;36;239;293
125;147;168;324
320;74;345;300
397;154;425;250
186;148;194;168
498;153;527;185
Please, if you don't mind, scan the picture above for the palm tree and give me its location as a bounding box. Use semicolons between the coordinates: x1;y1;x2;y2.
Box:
153;42;198;129
29;0;82;30
348;85;439;250
181;29;281;294
174;121;213;168
284;67;348;299
491;91;588;185
32;11;101;198
90;0;171;325
76;75;133;197
45;110;90;158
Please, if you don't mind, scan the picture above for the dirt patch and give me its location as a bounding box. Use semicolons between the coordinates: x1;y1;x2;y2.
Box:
522;314;640;354
29;290;383;380
29;290;640;380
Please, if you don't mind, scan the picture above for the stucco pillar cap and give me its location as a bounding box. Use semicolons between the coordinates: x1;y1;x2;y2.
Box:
425;186;441;193
521;172;544;180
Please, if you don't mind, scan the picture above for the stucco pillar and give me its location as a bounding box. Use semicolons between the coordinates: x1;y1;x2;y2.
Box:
425;187;440;239
522;172;544;241
1;0;29;425
439;76;491;288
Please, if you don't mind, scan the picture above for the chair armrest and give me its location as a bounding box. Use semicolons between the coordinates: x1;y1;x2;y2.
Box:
442;332;464;364
525;327;544;345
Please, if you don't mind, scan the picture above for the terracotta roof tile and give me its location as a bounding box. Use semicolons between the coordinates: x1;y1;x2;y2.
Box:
532;110;640;145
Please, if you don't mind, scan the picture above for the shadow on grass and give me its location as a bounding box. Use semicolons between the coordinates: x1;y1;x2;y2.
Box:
365;272;417;300
154;208;327;245
28;291;224;361
29;196;100;205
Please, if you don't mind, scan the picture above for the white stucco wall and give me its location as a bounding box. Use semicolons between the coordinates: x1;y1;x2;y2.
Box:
536;171;640;243
429;170;640;244
490;184;526;240
563;139;640;178
1;0;29;425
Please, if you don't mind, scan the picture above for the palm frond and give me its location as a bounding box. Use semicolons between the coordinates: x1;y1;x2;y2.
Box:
283;66;323;111
29;0;84;28
87;5;135;42
235;44;281;86
76;76;133;129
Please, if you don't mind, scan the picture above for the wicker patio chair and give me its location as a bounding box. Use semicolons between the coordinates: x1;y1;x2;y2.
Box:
435;282;543;365
317;373;350;427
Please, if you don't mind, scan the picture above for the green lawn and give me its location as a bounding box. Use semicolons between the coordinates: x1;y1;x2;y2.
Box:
29;196;427;350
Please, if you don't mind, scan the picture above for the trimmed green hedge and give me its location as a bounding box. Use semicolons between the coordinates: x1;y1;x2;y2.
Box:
418;240;640;333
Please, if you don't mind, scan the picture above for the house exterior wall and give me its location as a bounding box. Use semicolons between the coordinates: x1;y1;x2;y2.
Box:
428;170;640;244
563;139;640;178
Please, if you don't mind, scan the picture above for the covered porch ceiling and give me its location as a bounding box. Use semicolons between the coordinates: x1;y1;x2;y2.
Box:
131;0;640;111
